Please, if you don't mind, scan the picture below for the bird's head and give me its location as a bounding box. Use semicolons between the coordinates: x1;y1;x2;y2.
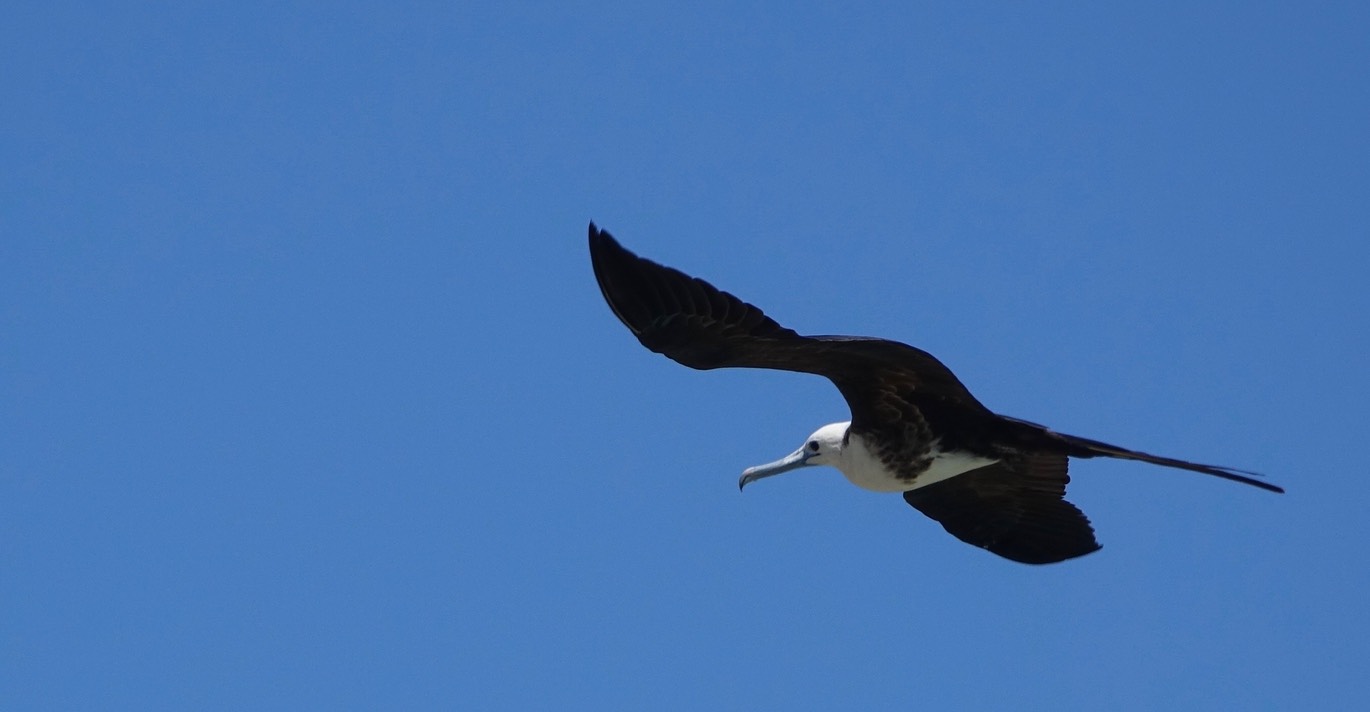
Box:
738;421;849;490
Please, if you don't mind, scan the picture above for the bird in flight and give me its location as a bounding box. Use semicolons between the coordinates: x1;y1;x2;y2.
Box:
588;223;1282;564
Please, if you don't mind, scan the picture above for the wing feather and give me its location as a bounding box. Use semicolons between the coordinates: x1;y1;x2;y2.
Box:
903;454;1101;564
589;223;987;419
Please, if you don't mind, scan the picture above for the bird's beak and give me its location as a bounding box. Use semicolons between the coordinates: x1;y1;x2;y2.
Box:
739;447;812;491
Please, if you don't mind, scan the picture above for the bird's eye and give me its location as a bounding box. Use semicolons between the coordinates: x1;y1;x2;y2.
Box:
808;441;820;452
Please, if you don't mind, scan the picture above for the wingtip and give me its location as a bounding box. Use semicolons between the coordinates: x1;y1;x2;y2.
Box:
588;221;620;251
588;223;637;270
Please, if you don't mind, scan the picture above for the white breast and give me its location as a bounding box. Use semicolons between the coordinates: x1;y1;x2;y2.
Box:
837;434;998;493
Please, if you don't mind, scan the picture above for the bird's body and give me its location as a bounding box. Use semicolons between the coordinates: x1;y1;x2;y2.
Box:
588;222;1282;564
815;426;997;493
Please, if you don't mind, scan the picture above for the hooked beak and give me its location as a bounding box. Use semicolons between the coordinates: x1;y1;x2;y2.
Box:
738;447;813;491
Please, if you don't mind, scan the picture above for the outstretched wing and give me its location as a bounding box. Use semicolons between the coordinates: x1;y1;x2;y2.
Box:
589;223;991;424
589;222;800;367
903;454;1101;564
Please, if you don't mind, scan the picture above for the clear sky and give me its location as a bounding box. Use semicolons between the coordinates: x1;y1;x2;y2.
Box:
3;2;1368;710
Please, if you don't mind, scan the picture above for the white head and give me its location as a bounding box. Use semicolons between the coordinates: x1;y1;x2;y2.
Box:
738;421;850;490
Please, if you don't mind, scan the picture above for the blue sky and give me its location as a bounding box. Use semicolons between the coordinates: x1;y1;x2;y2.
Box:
3;2;1368;709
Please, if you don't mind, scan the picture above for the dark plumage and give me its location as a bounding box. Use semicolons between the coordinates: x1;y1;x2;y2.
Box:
589;222;1282;564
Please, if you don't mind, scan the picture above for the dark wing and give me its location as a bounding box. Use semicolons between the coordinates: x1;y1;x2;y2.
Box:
589;223;991;422
903;454;1101;564
590;222;800;367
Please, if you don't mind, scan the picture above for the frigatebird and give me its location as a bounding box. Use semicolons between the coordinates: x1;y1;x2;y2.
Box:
588;223;1282;564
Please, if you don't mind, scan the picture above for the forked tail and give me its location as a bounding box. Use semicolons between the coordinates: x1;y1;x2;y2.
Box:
999;416;1285;494
1055;431;1283;493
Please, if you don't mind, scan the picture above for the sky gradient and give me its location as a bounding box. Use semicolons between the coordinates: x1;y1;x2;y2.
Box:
4;3;1368;709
